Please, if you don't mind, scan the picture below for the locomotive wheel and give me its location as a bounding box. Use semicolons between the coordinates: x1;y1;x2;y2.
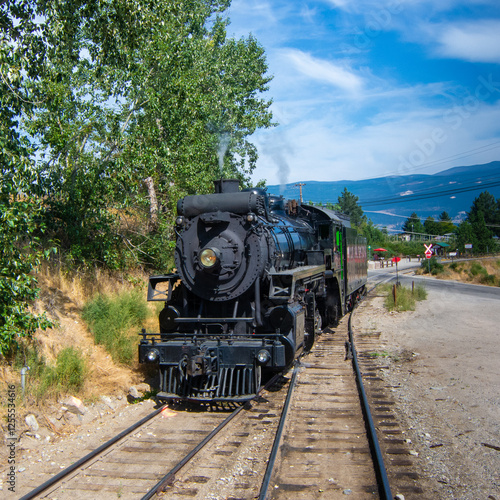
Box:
325;290;341;327
315;308;322;333
304;330;315;351
305;309;321;351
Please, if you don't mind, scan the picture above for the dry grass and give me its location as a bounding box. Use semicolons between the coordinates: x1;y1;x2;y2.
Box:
1;262;161;409
428;258;500;286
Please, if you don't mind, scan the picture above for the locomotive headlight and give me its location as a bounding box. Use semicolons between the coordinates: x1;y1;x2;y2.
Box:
246;213;256;222
200;247;220;269
146;348;160;363
257;349;271;365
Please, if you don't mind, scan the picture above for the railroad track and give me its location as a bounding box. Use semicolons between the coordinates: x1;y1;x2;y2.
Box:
260;313;388;499
21;281;422;499
353;295;424;498
18;402;240;499
18;374;290;500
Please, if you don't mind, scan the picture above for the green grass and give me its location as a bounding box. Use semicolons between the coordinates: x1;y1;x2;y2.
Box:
14;346;87;401
470;261;487;277
82;290;148;365
40;347;87;395
380;283;428;312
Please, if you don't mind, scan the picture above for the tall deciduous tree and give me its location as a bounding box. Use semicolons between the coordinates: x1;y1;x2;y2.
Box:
13;0;274;267
1;2;54;354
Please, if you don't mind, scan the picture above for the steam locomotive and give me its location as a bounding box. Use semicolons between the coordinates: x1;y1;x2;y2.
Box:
139;179;367;402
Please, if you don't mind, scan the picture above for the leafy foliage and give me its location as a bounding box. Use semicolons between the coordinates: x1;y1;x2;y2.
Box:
23;0;274;269
420;257;444;275
337;187;366;227
1;5;56;355
82;290;148;365
402;212;425;236
1;0;275;353
0;199;55;355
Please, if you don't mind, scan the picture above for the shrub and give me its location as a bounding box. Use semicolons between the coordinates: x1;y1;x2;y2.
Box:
470;262;487;277
381;283;427;312
40;347;87;395
480;274;497;286
82;290;148;364
449;262;462;272
421;257;444;275
14;345;87;400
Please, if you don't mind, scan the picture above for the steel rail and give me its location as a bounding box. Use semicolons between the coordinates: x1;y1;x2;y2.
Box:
19;404;167;500
258;363;299;500
348;305;393;500
141;372;284;500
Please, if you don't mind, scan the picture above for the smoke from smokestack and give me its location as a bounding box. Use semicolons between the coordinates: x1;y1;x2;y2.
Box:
217;132;231;175
260;131;293;191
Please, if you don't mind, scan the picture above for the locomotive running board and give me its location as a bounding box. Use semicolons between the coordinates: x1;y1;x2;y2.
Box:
269;264;326;300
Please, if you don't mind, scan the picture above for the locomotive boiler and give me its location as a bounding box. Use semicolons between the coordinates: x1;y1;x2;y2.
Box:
139;179;367;402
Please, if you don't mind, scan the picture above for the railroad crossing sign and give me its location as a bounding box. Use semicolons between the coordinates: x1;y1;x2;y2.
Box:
424;243;433;259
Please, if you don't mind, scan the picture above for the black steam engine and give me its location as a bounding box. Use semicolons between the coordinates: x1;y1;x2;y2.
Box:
139;179;367;402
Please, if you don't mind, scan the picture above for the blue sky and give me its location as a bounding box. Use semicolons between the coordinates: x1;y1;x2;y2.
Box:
226;0;500;187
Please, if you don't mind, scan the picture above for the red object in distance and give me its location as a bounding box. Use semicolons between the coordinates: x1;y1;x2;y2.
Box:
392;257;401;263
374;248;387;252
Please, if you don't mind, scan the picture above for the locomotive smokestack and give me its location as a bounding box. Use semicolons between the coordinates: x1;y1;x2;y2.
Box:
213;178;240;194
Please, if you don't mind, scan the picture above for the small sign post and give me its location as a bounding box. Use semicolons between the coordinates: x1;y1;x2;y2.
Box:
424;244;433;273
392;256;401;284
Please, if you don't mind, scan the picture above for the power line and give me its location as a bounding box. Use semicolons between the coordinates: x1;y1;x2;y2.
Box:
376;142;500;178
361;178;500;207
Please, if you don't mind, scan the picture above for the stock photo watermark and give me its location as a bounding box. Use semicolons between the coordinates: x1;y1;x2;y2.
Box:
5;384;17;493
397;73;500;175
342;1;404;52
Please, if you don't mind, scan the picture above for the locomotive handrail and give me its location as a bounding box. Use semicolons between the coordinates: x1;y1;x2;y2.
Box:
174;317;254;323
140;332;291;340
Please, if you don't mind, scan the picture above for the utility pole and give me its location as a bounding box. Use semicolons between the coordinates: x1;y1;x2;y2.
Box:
295;182;306;203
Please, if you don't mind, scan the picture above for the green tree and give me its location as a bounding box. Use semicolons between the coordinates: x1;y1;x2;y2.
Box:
455;221;477;253
13;0;274;268
358;219;385;247
402;213;424;238
424;216;439;236
467;191;500;238
437;211;455;235
1;4;54;354
468;211;495;253
337;187;366;227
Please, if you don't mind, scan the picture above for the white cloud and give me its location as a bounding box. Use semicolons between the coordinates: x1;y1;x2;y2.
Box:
283;49;364;93
434;19;500;63
251;98;500;185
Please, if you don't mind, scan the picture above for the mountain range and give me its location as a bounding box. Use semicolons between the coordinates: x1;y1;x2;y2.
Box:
266;161;500;233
